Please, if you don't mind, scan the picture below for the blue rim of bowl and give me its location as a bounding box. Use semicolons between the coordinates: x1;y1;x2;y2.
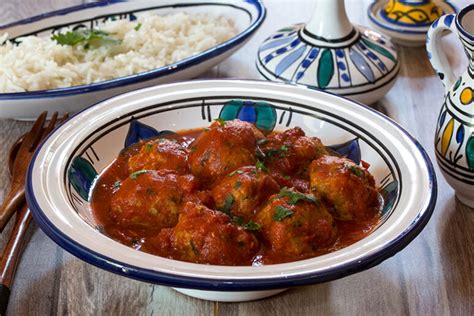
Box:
456;3;474;41
368;1;457;35
0;0;266;100
26;80;437;291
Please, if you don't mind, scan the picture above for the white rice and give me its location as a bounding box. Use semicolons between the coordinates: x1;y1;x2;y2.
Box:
0;13;237;93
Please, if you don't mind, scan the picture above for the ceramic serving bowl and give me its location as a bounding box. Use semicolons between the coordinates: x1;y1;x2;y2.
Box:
26;80;437;302
368;0;456;46
0;0;265;119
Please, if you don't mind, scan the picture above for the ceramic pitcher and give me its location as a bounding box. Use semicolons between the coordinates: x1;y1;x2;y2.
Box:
426;4;474;207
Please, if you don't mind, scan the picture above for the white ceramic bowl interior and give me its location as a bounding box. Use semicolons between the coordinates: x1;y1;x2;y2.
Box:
27;80;436;297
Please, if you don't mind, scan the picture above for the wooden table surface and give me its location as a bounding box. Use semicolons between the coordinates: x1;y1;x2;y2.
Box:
1;0;473;315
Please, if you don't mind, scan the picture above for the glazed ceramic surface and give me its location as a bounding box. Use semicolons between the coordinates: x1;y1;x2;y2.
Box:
26;80;436;302
0;0;265;119
257;0;399;105
369;0;457;46
426;4;474;207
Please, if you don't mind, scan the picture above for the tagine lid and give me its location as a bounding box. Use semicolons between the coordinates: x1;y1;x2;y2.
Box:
256;0;399;104
367;0;457;45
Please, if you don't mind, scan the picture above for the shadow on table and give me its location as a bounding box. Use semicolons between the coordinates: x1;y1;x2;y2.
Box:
439;196;474;314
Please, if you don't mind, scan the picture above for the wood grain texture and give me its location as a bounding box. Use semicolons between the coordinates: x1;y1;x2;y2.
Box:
0;0;472;315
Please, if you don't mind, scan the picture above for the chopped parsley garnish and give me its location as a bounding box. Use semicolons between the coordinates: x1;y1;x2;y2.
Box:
145;143;153;153
348;164;363;177
264;145;290;158
234;181;242;189
231;216;261;231
228;169;244;177
282;175;291;180
280;145;289;152
214;118;226;126
219;194;234;215
190;146;197;153
243;220;262;231
273;206;293;221
51;29;121;49
256;160;268;172
203;127;209;132
113;180;121;190
129;169;152;179
277;187;317;205
134;23;142;31
232;216;244;225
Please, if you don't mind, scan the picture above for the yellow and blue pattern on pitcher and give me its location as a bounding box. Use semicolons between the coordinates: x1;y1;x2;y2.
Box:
435;69;474;171
427;4;474;207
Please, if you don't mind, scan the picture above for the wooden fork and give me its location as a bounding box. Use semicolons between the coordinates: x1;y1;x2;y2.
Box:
0;112;68;315
0;112;58;232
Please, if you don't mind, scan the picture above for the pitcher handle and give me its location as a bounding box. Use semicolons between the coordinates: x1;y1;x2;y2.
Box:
426;13;458;93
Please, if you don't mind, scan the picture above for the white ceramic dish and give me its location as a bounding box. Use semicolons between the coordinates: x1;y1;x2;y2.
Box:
26;80;437;302
368;0;456;46
0;0;265;119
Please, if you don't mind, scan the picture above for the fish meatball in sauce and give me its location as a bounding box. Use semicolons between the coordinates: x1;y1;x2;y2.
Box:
309;155;380;221
128;138;189;174
254;188;336;261
211;166;280;221
147;202;260;265
188;120;261;183
91;119;383;266
259;127;328;188
110;170;198;231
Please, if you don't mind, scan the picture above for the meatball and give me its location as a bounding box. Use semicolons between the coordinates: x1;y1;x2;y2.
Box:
259;127;328;184
254;188;336;258
188;120;261;183
147;202;260;265
110;170;198;231
211;166;280;221
309;155;380;221
128;138;188;174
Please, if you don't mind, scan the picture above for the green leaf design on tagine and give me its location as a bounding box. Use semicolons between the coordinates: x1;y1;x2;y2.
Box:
466;135;474;170
361;38;396;63
317;49;334;88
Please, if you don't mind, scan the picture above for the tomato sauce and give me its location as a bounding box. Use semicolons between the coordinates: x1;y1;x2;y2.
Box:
90;122;382;266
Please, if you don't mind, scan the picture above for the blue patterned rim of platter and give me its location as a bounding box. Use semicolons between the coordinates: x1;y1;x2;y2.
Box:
26;80;437;291
368;1;457;35
0;0;266;99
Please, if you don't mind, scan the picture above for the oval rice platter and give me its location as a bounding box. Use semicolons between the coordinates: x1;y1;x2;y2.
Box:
0;0;265;119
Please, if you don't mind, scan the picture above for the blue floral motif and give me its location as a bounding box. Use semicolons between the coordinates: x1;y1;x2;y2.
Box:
68;157;98;201
124;119;175;148
328;138;361;164
219;100;277;133
275;45;307;77
260;36;296;52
